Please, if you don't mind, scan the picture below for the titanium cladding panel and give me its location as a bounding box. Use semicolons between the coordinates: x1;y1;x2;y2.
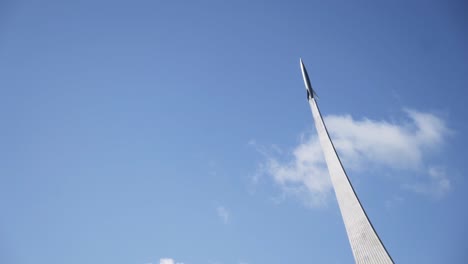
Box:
308;98;393;264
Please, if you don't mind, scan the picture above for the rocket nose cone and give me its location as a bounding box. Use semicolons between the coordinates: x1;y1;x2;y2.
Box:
300;58;307;70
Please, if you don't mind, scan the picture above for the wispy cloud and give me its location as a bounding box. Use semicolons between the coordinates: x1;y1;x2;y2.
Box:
403;166;451;198
384;195;405;209
159;258;184;264
253;109;451;206
217;206;230;224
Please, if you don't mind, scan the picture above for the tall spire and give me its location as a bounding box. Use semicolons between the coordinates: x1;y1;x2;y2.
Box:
300;59;393;264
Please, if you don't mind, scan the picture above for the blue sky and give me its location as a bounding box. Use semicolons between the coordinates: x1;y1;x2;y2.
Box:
0;1;467;263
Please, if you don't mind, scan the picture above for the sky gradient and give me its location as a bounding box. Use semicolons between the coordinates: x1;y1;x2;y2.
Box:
1;1;467;263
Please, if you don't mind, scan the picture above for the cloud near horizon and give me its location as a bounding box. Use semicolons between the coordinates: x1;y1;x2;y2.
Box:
253;109;451;207
159;258;183;264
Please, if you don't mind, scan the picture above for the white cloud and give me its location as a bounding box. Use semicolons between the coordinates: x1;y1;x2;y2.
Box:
159;258;183;264
324;109;450;170
254;109;451;206
217;206;230;224
261;135;332;207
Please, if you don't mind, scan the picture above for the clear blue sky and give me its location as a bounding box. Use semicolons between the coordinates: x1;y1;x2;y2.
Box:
0;1;467;263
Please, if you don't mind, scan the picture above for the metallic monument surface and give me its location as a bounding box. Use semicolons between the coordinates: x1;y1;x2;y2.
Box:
300;59;393;264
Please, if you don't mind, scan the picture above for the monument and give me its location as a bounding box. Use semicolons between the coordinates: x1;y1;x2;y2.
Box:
300;59;394;264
